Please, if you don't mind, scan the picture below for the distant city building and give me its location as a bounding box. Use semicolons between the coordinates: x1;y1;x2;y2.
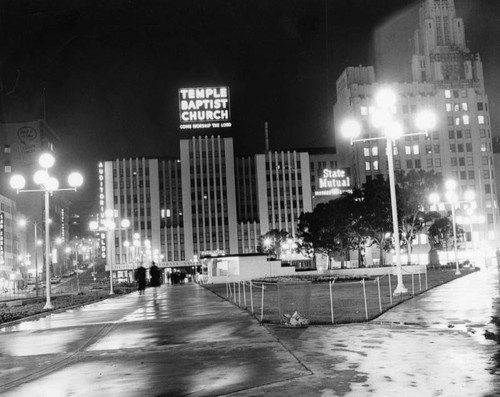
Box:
334;0;499;260
97;137;318;279
0;120;72;278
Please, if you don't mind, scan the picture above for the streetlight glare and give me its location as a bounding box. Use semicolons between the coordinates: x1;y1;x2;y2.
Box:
374;87;397;108
33;170;49;185
385;121;404;140
415;109;437;131
340;119;361;139
10;174;26;190
39;152;56;169
464;190;476;202
18;218;27;227
46;176;60;192
89;221;98;231
371;108;392;130
121;219;131;228
429;192;440;204
445;179;457;191
68;172;84;188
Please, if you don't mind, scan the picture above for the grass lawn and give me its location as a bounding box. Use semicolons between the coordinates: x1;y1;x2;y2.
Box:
202;268;478;325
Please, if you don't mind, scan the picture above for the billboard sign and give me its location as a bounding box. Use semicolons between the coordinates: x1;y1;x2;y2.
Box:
314;169;352;197
179;87;231;130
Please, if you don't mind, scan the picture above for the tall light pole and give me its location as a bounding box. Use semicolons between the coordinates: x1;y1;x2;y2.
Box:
341;87;436;295
429;180;476;275
90;212;130;295
10;152;83;309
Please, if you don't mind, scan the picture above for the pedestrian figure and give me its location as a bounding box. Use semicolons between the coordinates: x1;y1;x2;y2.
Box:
135;264;147;295
150;261;161;287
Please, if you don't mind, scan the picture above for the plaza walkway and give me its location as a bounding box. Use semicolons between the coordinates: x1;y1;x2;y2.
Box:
0;267;499;396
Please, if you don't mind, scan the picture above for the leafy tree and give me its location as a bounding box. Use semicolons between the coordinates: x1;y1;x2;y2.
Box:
427;214;464;263
358;175;393;266
396;170;442;264
297;192;363;269
257;229;289;259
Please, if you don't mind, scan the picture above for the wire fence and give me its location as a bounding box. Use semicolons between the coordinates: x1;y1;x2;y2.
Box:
203;267;452;325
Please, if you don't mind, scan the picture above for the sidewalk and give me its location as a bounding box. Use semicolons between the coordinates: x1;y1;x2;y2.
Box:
0;268;499;396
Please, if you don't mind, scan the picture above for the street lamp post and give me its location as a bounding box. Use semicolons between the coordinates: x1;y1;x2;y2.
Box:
429;179;476;275
10;152;83;309
341;87;436;296
90;212;130;295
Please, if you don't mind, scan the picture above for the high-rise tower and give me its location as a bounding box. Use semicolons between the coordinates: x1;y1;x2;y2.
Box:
334;0;498;262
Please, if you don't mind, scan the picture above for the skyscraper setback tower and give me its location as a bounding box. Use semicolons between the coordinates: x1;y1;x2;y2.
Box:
334;0;498;261
411;0;484;87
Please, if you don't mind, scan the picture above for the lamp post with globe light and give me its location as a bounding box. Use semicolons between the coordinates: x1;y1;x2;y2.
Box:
10;152;83;309
89;210;130;295
341;87;436;296
429;179;476;275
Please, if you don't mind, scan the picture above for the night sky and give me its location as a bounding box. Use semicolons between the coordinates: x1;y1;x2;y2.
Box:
0;0;499;202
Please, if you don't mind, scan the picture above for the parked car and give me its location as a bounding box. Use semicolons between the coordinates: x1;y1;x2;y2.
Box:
50;277;61;284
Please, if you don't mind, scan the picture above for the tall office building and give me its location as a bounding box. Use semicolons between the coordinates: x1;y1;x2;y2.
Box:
334;0;499;257
98;136;320;279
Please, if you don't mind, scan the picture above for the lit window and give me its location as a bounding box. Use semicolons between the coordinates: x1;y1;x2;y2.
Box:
478;115;485;124
445;90;451;98
365;162;371;171
405;146;411;155
373;160;379;171
462;103;468;111
463;115;469;125
454;104;460;112
446;103;452;112
481;143;487;152
360;106;368;116
393;146;399;155
371;146;378;156
364;148;370;157
455;117;460;126
413;145;419;155
4;145;10;153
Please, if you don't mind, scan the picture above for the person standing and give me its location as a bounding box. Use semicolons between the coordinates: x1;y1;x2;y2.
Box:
135;264;147;295
150;261;161;287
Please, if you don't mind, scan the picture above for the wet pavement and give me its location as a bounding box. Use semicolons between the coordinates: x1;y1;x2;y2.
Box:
0;268;499;396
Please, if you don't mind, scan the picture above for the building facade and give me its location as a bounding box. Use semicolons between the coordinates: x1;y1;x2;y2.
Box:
98;137;320;277
334;0;499;261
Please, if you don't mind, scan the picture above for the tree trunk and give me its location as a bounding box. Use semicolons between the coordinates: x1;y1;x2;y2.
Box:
406;239;412;266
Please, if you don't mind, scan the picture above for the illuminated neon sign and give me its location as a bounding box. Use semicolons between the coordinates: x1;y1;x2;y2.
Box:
179;87;231;129
98;162;106;259
314;169;352;197
0;213;4;264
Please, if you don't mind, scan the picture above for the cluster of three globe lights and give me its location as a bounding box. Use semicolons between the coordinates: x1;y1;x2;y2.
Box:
9;153;84;191
340;87;437;142
428;179;476;205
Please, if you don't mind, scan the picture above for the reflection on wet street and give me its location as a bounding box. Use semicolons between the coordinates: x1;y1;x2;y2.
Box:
0;268;499;396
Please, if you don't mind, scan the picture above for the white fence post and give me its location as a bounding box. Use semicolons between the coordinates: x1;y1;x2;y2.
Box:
243;282;247;308
377;277;382;313
329;280;335;324
238;281;241;306
418;272;422;292
362;279;368;320
260;284;265;322
388;273;393;305
250;281;254;314
411;273;415;296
